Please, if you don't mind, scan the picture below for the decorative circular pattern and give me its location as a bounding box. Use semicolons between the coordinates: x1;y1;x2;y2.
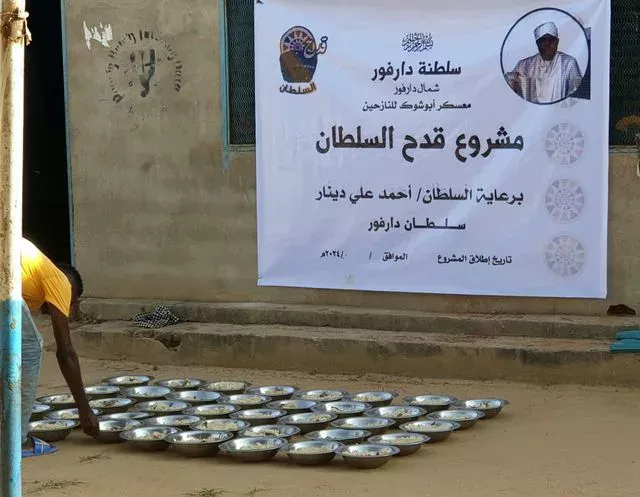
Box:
544;179;585;222
544;234;587;277
545;123;585;166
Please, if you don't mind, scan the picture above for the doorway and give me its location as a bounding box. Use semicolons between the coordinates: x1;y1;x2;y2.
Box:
22;0;72;264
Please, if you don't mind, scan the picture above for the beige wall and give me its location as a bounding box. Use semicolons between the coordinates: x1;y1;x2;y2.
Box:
66;1;640;316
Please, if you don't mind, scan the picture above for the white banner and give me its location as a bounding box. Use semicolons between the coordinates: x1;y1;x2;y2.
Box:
255;0;610;298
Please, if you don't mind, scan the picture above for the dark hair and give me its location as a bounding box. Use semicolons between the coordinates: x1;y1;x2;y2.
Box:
57;263;84;297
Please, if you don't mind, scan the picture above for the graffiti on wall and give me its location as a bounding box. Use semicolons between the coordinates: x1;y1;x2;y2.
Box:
106;30;183;103
84;21;113;50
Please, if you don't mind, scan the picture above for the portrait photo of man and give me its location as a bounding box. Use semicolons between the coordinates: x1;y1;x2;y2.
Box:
504;21;583;104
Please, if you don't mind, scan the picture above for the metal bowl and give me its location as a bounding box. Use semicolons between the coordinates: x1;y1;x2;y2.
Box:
190;418;250;435
277;413;338;434
337;444;399;469
132;400;191;415
454;399;509;419
98;412;153;422
166;430;233;458
306;429;371;445
28;419;78;443
36;394;76;410
218;394;272;408
200;381;251;395
230;409;287;426
365;406;426;424
102;375;154;387
122;386;172;401
266;399;317;414
331;416;396;436
283;441;345;466
85;385;121;400
403;395;458;413
89;397;135;415
219;436;287;463
346;391;397;407
367;433;430;456
93;419;143;443
295;389;348;402
120;426;179;451
246;385;297;400
239;424;300;440
166;390;221;405
155;378;205;391
46;408;102;426
311;401;371;419
427;409;485;429
399;420;461;442
144;414;203;429
183;403;240;419
30;404;53;421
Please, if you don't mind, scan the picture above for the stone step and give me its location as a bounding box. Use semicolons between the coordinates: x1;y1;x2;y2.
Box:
70;320;640;386
79;298;640;340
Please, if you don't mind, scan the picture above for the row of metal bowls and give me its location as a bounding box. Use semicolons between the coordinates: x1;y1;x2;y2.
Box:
30;375;509;468
34;399;501;433
111;424;426;469
35;379;508;420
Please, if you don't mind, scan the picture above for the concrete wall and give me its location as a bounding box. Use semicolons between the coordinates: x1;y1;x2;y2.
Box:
66;1;640;317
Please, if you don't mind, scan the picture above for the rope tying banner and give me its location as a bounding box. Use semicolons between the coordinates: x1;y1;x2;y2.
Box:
0;9;31;45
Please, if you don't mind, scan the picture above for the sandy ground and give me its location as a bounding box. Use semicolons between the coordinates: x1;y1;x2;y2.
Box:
19;318;640;497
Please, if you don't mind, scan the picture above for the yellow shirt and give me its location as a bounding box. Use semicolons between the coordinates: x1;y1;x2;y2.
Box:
21;238;71;317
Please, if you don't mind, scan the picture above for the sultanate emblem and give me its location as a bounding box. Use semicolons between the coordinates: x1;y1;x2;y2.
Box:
279;26;328;95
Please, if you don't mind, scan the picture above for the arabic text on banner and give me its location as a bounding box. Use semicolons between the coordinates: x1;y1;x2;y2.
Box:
255;0;610;298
